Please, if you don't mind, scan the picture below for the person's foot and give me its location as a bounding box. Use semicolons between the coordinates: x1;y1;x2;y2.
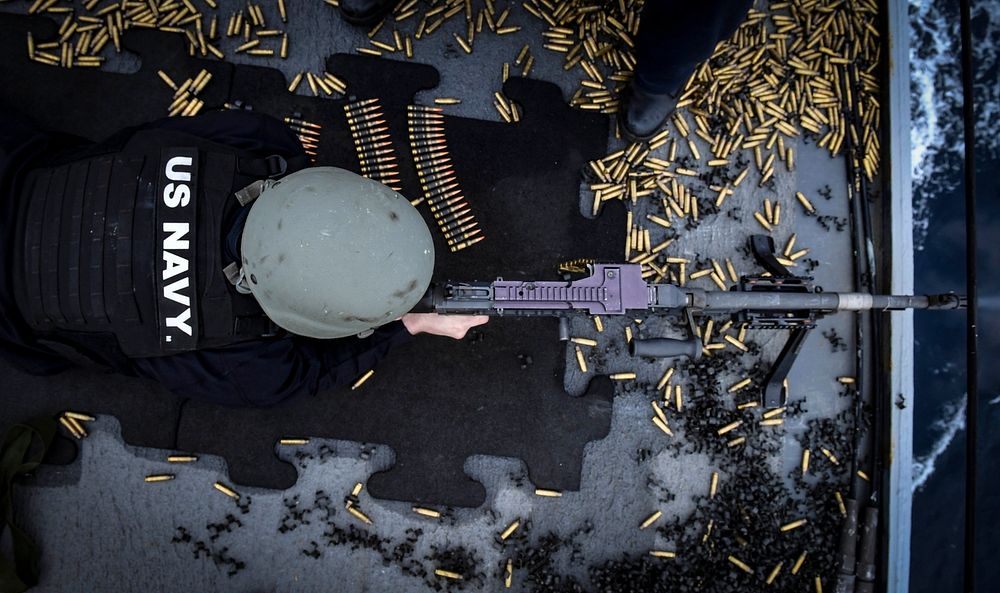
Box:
340;0;400;26
618;82;678;143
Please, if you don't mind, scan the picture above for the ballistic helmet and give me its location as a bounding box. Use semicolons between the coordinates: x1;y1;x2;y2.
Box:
239;167;434;338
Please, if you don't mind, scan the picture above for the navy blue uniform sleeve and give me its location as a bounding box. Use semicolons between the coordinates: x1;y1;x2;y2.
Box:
130;321;413;407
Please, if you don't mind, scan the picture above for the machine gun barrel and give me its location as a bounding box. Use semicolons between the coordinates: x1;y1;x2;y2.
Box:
698;290;942;313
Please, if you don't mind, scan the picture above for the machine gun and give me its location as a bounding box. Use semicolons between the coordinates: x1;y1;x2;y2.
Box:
413;236;964;408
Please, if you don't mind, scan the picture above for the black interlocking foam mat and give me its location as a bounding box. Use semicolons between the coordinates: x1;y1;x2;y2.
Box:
176;322;615;506
0;12;625;507
0;16;234;141
0;358;184;465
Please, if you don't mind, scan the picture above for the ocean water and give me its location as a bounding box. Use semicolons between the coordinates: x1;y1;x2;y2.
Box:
908;0;999;590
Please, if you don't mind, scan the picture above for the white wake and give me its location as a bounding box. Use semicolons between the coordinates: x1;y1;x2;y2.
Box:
909;0;1000;249
912;397;966;492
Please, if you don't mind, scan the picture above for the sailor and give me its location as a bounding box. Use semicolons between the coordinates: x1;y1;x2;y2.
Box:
0;107;487;407
619;0;756;141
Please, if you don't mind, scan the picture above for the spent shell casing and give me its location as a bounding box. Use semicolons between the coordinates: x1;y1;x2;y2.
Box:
728;556;754;574
412;506;441;518
767;562;784;585
728;378;752;392
59;416;84;439
652;415;673;436
347;505;373;524
639;510;662;529
717;420;742;435
145;474;175;483
351;369;375;390
652;401;668;425
763;406;786;419
167;455;198;463
657;368;675;390
780;518;808;532
213;482;239;498
792;552;807;575
434;569;462;580
534;488;562;497
500;520;520;540
157;69;178;90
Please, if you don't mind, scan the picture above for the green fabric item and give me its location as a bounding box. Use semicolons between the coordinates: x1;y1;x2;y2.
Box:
0;417;56;593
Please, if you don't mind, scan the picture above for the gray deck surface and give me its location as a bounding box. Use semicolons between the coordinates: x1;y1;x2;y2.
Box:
0;1;866;591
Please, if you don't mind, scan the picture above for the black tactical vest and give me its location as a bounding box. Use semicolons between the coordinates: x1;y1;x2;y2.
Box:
11;128;300;365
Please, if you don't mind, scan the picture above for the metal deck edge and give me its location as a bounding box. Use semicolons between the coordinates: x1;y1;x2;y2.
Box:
886;0;915;590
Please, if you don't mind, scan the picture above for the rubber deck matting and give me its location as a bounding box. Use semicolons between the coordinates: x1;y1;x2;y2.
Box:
0;13;625;507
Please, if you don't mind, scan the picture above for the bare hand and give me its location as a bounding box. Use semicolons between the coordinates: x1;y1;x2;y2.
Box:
400;313;489;339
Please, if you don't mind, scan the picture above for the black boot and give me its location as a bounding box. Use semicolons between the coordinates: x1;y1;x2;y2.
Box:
617;82;677;143
340;0;400;26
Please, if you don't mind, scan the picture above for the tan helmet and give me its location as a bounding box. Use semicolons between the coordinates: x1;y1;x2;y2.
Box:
239;167;434;338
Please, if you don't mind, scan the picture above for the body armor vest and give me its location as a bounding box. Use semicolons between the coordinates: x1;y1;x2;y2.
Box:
11;128;298;363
